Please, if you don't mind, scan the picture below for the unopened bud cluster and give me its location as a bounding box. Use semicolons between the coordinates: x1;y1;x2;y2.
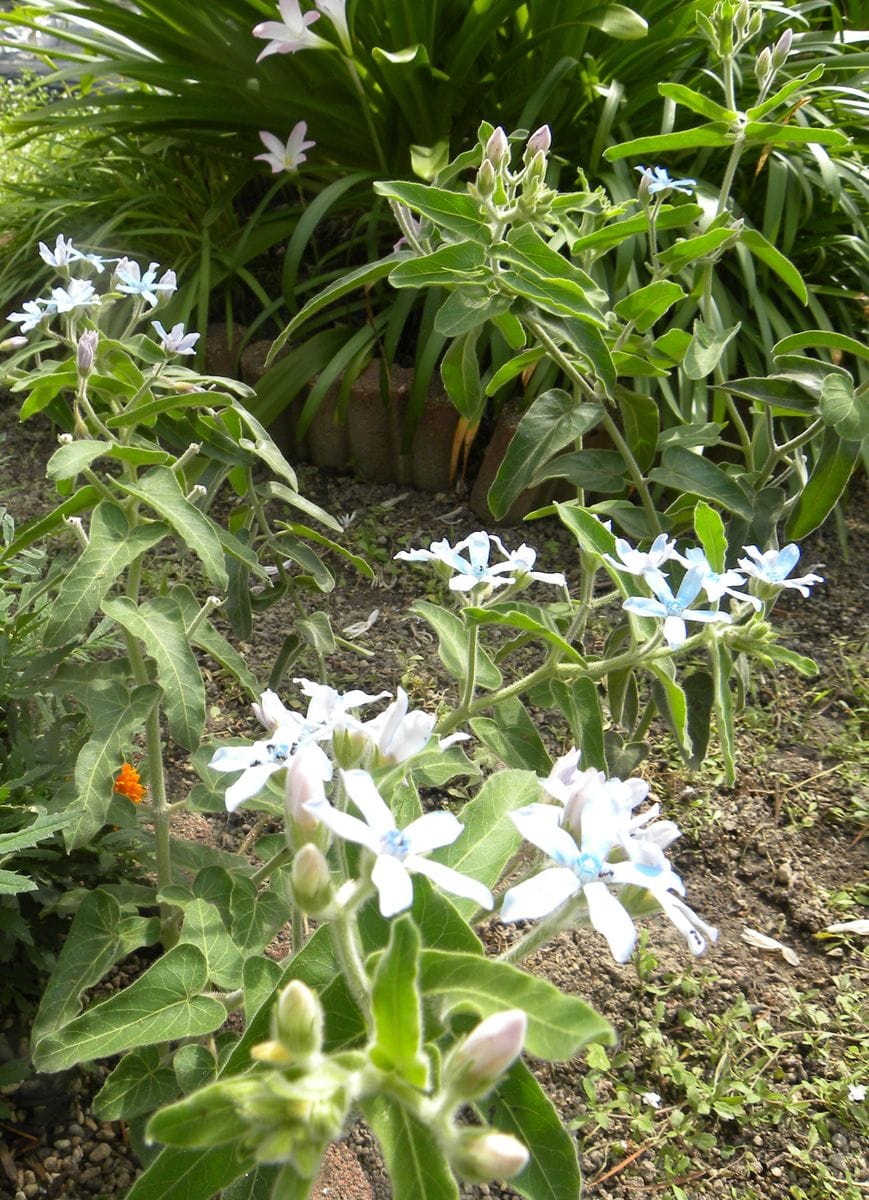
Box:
470;122;556;233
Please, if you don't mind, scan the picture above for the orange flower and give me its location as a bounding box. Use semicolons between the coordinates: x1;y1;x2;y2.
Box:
114;762;146;804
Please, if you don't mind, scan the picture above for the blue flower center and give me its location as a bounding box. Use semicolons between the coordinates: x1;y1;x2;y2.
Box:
664;599;684;616
381;828;410;860
574;851;603;884
266;741;292;763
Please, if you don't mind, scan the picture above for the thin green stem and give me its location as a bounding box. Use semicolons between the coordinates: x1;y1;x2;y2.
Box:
757;416;825;483
330;910;372;1030
251;846;294;887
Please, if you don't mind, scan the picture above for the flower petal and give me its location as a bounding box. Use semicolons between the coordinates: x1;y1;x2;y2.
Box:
340;769;395;837
500;867;579;922
372;853;414;917
583;881;636;962
404;810;463;854
304;798;380;852
225;763;281;811
411;857;494;910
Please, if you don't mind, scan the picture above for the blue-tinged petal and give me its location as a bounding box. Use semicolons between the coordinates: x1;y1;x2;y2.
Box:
675;567;705;607
607;858;685;896
372;854;414;917
305;798;380;852
404;810;463;855
656;893;717;955
682;609;731;624
225;763;281;811
341;769;395;837
623;597;666;618
778;543;801;575
500;867;579;922
582;881;636;963
411;858;494;910
510;804;578;863
210;745;259;773
662;615;688;646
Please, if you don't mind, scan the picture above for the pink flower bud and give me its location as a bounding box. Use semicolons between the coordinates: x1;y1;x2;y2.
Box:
526;124;551;155
772;27;792;67
445;1010;527;1098
484;126;509;166
76;329;99;376
451;1131;529;1183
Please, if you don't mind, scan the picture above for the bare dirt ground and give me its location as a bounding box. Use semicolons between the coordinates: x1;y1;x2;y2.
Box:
0;404;866;1200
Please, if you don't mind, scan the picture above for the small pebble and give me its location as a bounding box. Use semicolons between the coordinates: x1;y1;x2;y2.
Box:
89;1142;112;1164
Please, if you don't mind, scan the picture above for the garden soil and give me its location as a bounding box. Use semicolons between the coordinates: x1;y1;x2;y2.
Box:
0;405;866;1199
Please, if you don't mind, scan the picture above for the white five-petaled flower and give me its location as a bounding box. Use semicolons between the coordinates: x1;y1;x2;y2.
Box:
737;544;823;598
622;567;732;647
636;165;697;197
306;769;494;918
603;532;676;578
395;531;563;593
673;547;761;610
152;320;200;356
255;124;316;174
114;258;177;308
50;278;101;313
489;535;567;587
210;727;333;812
7;298;57;332
346;686;467;766
252;0;330;60
502;801;716;960
39;234;76;269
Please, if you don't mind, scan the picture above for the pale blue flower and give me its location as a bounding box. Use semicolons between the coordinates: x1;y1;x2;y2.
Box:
674;547;761;609
501;801;716;959
39;234;76;269
255;124;315;174
115;258;177;308
152;320;200;356
603;532;676;577
737;544;823;598
50;278;100;313
396;531;517;592
490;535;567;587
253;0;330;61
622;567;732;647
7;298;57;332
306;769;494;917
636;165;697;196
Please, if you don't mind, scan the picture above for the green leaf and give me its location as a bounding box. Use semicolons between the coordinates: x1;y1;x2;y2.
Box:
0;810;70;855
570;204;703;254
173;1044;217;1095
439;769;539;920
362;1096;459;1200
711;642;736;785
613;280;686;333
388;240;488;289
177;899;245;991
683;319;741;380
171;585;260;699
0;870;37;894
683;670;714;768
116;467;228;590
604;124;733;161
32;888;159;1048
488;391;603;519
0;486;99;562
480;1059;581;1200
658;228;738;274
35;944;227;1073
819;375;867;443
773;330;869;363
739;229;807;305
464;606;584;664
753;643;818;677
648;446;752;519
126;1143;255;1200
693;501;727;573
64;681;162;849
745;64;824;121
440;329;484;421
146;1078;256;1150
648;662;689;758
419;951;613;1059
43;502;167;646
742;122;848;149
469;698;553;775
785;428;862;541
93;1046;178;1122
534;449;626;493
585;3;647;38
618;390;659;473
370;916;429;1088
46;438;109;481
715;375;817;415
375;179;490;241
552;678;606;771
485;348;546;395
657;82;736;123
434;287;512;338
103;595;206;750
411;601;501;690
